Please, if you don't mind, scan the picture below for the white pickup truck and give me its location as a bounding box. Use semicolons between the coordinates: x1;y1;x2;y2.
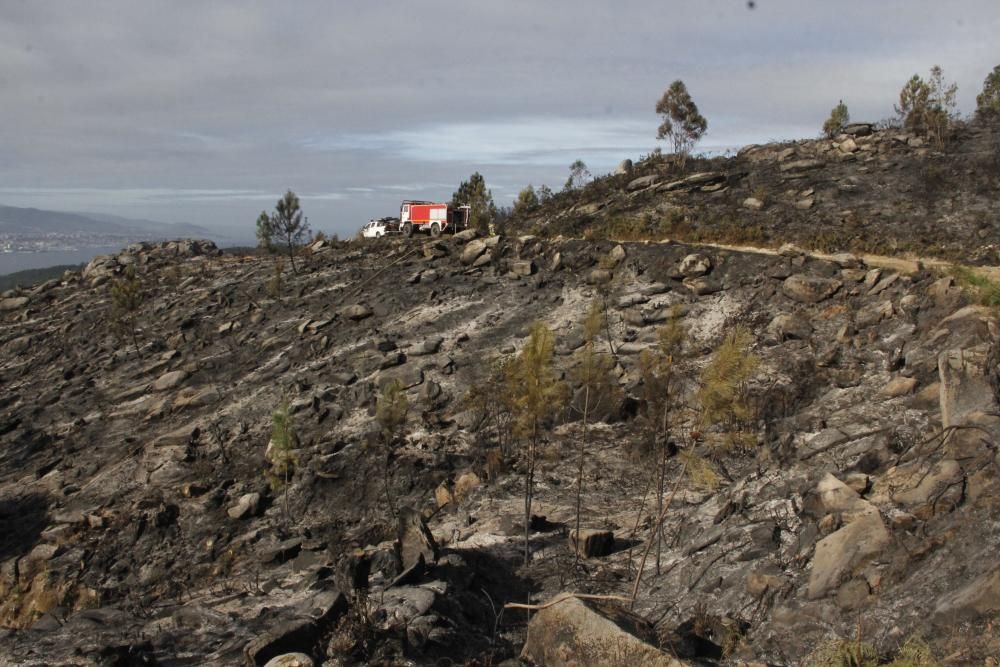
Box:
360;217;400;239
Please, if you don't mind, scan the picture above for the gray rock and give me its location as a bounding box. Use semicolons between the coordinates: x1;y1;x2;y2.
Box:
626;175;660;191
0;296;29;311
678;253;712;277
227;492;261;519
767;312;812;341
511;260;535;277
782;274;842;303
779;158;825;172
452;228;478;243
263;654;314;667
153;370;188;392
743;197;765;210
341;303;373;320
615;159;633;175
568;529;615;558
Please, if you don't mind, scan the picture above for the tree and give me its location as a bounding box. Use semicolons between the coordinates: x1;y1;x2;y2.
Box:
655;80;708;166
564;160;591;191
376;379;408;518
110;265;143;356
505;322;568;565
822;100;850;138
537;184;554;203
256;211;273;251
261;190;310;274
451;172;497;234
268;399;298;524
896;66;958;145
569;300;620;565
696;327;759;453
637;307;686;573
976;65;1000;118
513;185;540;217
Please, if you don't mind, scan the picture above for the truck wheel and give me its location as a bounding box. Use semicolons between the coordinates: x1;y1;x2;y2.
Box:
403;222;413;238
375;232;382;238
430;223;441;237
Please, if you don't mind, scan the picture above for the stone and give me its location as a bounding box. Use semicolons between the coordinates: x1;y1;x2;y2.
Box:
607;244;627;267
615;159;633;175
422;241;448;258
838;138;859;153
779;158;824;172
782;274;842;303
173;385;220;411
341;304;372;320
626;175;659;191
878;459;964;518
807;510;889;599
227;492;261;520
153;370;188;392
586;268;613;285
794;198;814;210
460;239;488;265
842;123;874;136
377;364;423;390
683;277;721;296
452;228;478;243
678;253;712;277
569;529;615;558
934;567;1000;622
408;337;442;356
746;571;786;597
939;344;998;428
767;312;812;341
434;483;453;508
511;260;535;277
396;507;438;571
0;297;29;311
835;579;872;610
263;654;314;667
521;594;685;667
742;197;765;210
881;376;917;397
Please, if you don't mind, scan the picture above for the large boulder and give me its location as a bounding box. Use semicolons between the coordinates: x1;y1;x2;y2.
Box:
569;529;615;558
0;296;29;311
782;274;842;303
461;239;489;265
807;509;889;599
521;594;687;666
678;253;712;278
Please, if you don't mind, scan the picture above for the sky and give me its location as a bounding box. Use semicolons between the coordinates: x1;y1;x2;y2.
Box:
1;1;998;243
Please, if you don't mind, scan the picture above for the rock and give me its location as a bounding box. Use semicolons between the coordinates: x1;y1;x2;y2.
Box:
606;244;627;267
263;654;314;667
807;510;889;599
881;376;917;397
626;175;660;191
842;123;874;136
586;268;613;285
521;594;685;667
452;228;478;243
511;260;535;277
396;507;438;571
377;364;423;390
683;277;721;296
678;253;712;277
153;370;188;392
782;274;842;303
838;137;859;153
877;459;964;518
245;592;347;667
0;297;29;311
341;304;372;320
434;483;453;508
939;344;998;428
227;492;261;520
934;567;1000;622
569;529;615;558
422;241;449;258
742;197;765;210
835;579;872;610
746;571;786;597
408;337;442;356
173;385;220;410
829;253;863;269
615;159;633;175
779;158;824;173
767;312;812;341
461;239;489;265
794;198;814;210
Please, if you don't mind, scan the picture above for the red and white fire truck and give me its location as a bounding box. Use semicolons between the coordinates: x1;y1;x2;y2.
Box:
399;201;471;237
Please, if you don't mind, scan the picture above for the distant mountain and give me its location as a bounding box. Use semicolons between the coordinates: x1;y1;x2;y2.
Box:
0;204;213;238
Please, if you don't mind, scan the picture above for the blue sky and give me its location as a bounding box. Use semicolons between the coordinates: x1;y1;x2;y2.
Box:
1;1;997;242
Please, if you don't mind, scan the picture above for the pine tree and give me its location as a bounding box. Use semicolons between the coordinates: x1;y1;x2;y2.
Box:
451;172;497;234
110;265;143;356
696;326;759;452
564;160;592;191
513;185;540;216
822;100;850;138
505;322;568;565
268;399;297;523
264;190;310;274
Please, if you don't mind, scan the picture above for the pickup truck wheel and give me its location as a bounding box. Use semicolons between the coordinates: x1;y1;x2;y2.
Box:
430;223;441;237
403;222;413;238
375;232;382;238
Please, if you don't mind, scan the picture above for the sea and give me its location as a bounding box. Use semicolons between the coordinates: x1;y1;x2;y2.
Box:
0;246;123;276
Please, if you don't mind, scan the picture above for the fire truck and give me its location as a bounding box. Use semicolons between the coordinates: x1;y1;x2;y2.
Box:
399;201;471;237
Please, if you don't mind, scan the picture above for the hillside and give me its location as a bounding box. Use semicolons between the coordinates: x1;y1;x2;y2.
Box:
0;204;212;240
0;135;999;665
516;118;1000;267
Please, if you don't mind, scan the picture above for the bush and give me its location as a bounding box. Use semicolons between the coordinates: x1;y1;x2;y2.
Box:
823;100;851;138
976;64;1000;119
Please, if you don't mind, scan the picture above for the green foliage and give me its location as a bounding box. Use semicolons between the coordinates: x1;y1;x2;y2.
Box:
976;64;1000;118
656;80;708;164
896;66;958;145
451;172;497;234
262;190;310;273
267;257;285;299
256;211;273;251
463;355;515;457
807;637;879;667
513;184;540;217
697;327;759;452
110;265;143;355
376;379;409;445
823;100;851;138
537;184;554;203
887;637;939;667
268;399;297;478
951;266;1000;309
505;322;568;564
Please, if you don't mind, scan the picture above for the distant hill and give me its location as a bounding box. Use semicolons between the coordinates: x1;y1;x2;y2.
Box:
0;204;213;238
